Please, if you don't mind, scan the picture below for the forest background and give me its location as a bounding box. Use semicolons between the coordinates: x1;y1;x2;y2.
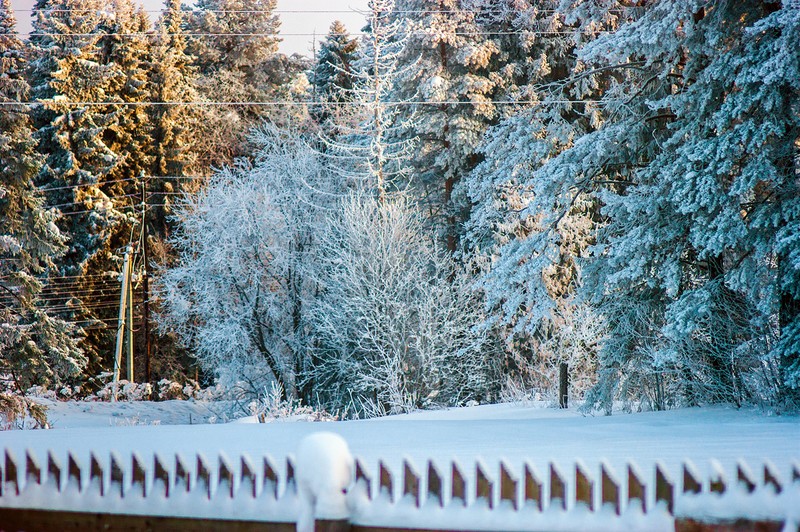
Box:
1;0;798;420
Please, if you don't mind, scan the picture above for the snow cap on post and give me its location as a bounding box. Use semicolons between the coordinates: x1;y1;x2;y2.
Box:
295;431;354;530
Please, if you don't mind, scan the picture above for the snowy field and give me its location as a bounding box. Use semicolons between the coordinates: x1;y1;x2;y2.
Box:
5;401;799;483
2;401;799;529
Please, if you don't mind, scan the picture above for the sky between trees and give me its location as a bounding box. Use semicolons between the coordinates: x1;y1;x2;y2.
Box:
9;0;369;55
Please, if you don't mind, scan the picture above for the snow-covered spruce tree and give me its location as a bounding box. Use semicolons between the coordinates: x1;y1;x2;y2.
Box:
463;1;617;400
157;126;337;401
185;0;304;165
390;0;506;250
148;0;204;234
28;0;132;372
0;0;85;389
319;0;417;198
309;192;500;417
495;0;799;410
309;20;360;132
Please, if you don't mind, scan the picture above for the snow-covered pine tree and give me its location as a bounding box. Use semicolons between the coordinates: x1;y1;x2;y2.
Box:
0;0;85;389
462;1;617;398
309;20;360;131
496;0;799;409
28;0;132;372
148;0;203;235
185;0;302;164
391;0;504;250
318;0;416;198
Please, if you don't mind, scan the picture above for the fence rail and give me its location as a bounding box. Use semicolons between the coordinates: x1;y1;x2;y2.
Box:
0;445;798;531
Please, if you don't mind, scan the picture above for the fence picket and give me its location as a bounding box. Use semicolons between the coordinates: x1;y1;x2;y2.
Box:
524;463;543;511
89;453;104;496
655;462;674;514
25;450;41;488
499;461;517;511
47;450;62;492
5;449;19;496
379;461;393;502
403;460;420;507
575;461;593;511
627;463;645;513
110;453;124;497
427;461;443;508
67;452;82;493
240;454;257;498
153;454;170;498
550;462;566;511
600;462;619;515
451;462;466;508
476;461;493;509
737;460;755;493
763;461;782;494
131;453;146;497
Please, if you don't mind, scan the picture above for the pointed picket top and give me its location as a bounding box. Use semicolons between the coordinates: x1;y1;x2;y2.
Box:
153;453;171;498
709;459;726;495
218;452;235;498
682;460;701;494
575;459;593;511
5;448;20;496
600;460;619;515
263;455;279;499
240;454;257;499
426;460;443;508
175;453;191;493
450;461;466;508
762;460;782;495
475;459;493;509
655;461;674;515
523;462;543;512
549;462;566;511
736;460;755;494
110;452;125;497
67;451;83;493
627;462;646;513
403;458;420;507
379;460;393;502
284;455;297;498
25;449;42;487
355;458;372;500
89;452;105;496
47;450;62;492
196;453;212;499
499;460;518;511
131;452;147;497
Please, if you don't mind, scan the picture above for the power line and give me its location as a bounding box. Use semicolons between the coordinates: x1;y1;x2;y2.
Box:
26;30;611;37
10;8;637;14
1;99;605;107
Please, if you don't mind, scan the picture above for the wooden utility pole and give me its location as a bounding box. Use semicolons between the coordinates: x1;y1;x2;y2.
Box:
113;247;133;401
559;362;569;409
142;180;152;383
126;255;134;383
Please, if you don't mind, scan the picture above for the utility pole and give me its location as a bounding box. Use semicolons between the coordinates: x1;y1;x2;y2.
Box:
126;254;134;382
142;179;152;383
113;247;132;401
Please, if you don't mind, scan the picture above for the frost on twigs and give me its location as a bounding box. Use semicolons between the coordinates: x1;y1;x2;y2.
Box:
0;393;48;430
295;432;354;532
250;383;337;423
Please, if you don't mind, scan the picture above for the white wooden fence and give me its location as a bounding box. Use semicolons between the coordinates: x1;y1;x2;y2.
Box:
0;443;798;531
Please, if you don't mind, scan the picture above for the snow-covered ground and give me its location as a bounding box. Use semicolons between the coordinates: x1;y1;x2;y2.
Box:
2;401;799;529
5;400;799;481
